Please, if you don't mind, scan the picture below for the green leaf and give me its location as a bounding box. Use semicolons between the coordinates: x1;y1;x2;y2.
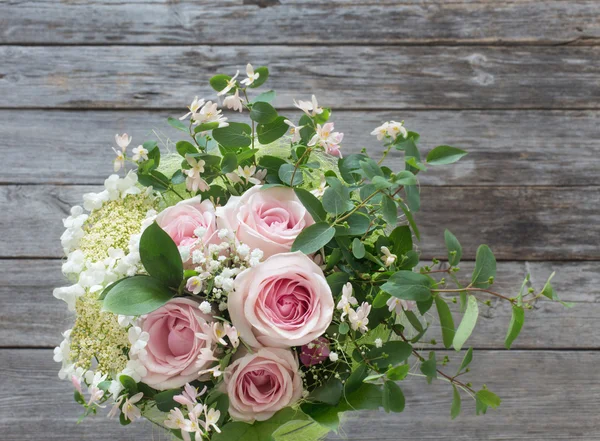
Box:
257;116;289;144
399;202;420;240
352;238;366;259
103;275;174;316
451;385;461;419
381;271;433;302
359;158;384;179
434;296;456;349
119;375;138;394
336;212;371;236
344;383;384;410
294;188;326;222
209;74;232;93
382;381;405;413
345;363;368;394
249;66;269;88
394;170;417;186
373;291;391;309
309;378;343;406
137;170;170;192
167;117;189;133
221;152;238;174
363;341;412;370
420;351;437;383
404;184;420;212
175;141;197;157
322;179;352;216
291;222;335;254
252;90;276;103
171;169;186;185
139;222;183;288
457;347;474;374
338;321;350;335
249;101;278;124
381;196;398;225
444;229;462;266
194;122;221;133
273;420;330;441
453;295;479;351
212;122;252;148
386;364;410;381
476;389;501;409
326;272;350;297
213;408;307;441
389;226;413;256
300;403;340;433
338;153;367;184
417;297;434;315
426;145;468;165
278;163;303;186
155;389;181;412
371;175;393;190
471;245;496;288
505;305;525;349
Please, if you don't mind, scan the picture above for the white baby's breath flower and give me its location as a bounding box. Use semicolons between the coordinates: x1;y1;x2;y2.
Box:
131;145;149;162
199;301;212;314
240;63;260;87
329;352;339;362
375;338;383;348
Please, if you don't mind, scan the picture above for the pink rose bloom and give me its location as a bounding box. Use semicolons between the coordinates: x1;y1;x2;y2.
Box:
229;251;334;348
216;185;314;258
299;337;331;366
223;347;303;422
155;196;218;260
138;298;215;390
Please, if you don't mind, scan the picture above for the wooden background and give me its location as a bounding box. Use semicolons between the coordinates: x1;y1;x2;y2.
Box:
1;1;599;439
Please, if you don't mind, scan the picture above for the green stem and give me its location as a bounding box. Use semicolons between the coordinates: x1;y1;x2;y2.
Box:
431;287;516;304
336;190;382;224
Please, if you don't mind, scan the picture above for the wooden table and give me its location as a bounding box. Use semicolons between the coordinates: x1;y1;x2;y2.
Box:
1;1;599;439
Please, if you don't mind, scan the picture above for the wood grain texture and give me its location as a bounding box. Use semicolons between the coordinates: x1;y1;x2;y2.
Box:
2;184;597;260
2;349;598;440
3;259;594;349
2;46;600;109
3;109;600;186
1;1;599;45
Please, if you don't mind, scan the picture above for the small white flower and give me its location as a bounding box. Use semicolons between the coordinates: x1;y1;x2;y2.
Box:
199;301;212;314
308;122;344;158
180;96;206;120
294;94;323;117
128;326;150;356
311;175;327;198
131;145;149;162
217;71;240;96
115;133;132;151
191;101;229;127
381;246;397;267
236;243;250;258
184;154;210;193
164;407;190;431
371;122;390;141
348;302;371;333
386;120;407;139
187;276;204;295
375;338;383;348
223;89;244;112
53;284;85;311
122;392;144;421
205;407;222;433
386;297;415;315
240;63;260;87
284;119;303;143
112;148;126;172
336;282;357;321
218;302;227;312
329;352;339;362
121;359;147;383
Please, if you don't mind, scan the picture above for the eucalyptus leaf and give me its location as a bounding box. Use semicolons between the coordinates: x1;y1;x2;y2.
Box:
167;117;189;133
294;188;326;222
451;385;462;419
381;271;433;302
278;163;303;186
257;116;289;144
426;145;468;165
444;229;463;266
249;101;278;124
382;381;405;413
453;295;479;351
434;295;456;349
471;245;496;288
291;222;335;254
504;305;525;349
352;238;366;259
103;275;174;316
212;122;252;148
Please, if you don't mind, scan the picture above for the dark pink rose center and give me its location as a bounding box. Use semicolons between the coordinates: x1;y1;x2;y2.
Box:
241;368;280;403
260;278;313;329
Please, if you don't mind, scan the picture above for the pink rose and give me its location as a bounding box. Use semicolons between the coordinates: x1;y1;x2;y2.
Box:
229;251;334;348
299;337;331;366
223;347;303;422
216;185;314;258
155;196;218;260
139;298;215;390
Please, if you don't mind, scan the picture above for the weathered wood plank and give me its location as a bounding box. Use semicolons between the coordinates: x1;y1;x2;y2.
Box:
3;110;600;186
2;46;600;109
3;259;595;349
1;185;597;260
1;1;599;45
1;349;598;440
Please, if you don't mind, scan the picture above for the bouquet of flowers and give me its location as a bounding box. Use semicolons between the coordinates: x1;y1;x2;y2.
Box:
53;64;570;440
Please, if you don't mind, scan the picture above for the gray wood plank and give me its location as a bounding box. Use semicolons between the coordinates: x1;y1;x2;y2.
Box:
1;184;597;260
3;259;595;349
3;110;600;186
1;349;598;440
1;1;599;45
2;46;600;109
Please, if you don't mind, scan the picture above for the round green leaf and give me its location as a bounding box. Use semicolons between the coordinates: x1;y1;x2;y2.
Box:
278;163;303;186
383;381;405;413
291;222;335;254
249;101;278;124
257;116;289;145
212;122;252;148
248;66;269;88
381;271;433;302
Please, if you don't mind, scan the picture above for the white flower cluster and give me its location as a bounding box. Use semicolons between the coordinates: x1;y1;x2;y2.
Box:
184;229;264;311
164;383;221;440
336;282;372;333
370;120;408;141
